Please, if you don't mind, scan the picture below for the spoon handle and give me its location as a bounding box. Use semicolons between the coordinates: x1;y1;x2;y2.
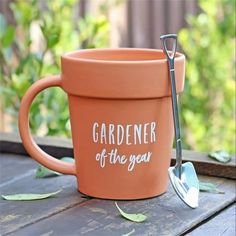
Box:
160;34;182;178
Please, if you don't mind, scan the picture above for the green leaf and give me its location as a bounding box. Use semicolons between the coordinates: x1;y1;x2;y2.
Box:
35;165;61;178
47;32;60;48
115;202;147;223
61;157;75;163
2;26;15;48
199;182;225;194
122;229;135;236
35;157;74;178
1;190;61;201
208;150;232;163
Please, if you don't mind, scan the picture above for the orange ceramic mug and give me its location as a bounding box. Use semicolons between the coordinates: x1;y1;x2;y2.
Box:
19;48;185;200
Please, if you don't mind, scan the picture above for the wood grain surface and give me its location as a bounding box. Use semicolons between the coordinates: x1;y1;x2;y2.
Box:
0;152;235;236
188;204;236;236
1;132;235;179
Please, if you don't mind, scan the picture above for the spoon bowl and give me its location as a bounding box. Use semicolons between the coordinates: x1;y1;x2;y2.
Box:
169;162;199;208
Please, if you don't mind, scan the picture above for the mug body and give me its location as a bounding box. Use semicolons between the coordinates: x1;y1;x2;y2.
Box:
61;48;185;199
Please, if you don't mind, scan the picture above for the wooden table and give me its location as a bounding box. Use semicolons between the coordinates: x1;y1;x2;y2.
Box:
0;132;235;236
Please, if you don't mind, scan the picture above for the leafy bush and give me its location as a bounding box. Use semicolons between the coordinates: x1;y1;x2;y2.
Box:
179;0;235;153
0;0;110;137
1;0;234;154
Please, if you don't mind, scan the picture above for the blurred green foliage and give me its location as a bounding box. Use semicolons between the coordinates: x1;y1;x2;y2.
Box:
0;0;234;154
0;0;110;137
179;0;235;153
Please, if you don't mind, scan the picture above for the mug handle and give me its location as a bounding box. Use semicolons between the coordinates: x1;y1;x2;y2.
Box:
18;75;76;175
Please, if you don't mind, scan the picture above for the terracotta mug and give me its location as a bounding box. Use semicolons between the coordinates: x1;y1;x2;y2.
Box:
19;48;185;200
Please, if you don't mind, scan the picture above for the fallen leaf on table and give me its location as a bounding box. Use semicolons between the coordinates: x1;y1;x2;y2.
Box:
35;165;61;178
122;229;135;236
208;150;232;163
1;190;62;201
115;202;147;223
199;182;225;194
35;157;75;178
60;157;75;163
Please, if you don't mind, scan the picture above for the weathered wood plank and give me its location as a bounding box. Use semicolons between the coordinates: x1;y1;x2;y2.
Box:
0;132;73;158
0;153;37;185
152;0;166;49
0;153;86;235
1;132;235;179
127;0;152;48
166;0;185;35
171;150;236;179
188;204;236;236
6;176;235;236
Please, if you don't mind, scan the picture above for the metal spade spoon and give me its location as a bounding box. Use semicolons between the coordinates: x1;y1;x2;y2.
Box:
160;34;199;208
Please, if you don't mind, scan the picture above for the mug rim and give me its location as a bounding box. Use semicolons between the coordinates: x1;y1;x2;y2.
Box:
61;48;185;64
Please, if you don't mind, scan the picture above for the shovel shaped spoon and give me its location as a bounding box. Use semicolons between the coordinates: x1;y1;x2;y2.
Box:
160;34;199;208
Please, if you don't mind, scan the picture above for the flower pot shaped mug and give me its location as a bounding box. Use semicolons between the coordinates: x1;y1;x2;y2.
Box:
19;48;185;200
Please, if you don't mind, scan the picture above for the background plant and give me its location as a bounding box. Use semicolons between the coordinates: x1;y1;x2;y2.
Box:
0;0;235;155
0;0;110;137
179;0;235;153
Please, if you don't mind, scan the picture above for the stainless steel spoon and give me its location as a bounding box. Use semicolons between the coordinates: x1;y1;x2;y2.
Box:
160;34;199;209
